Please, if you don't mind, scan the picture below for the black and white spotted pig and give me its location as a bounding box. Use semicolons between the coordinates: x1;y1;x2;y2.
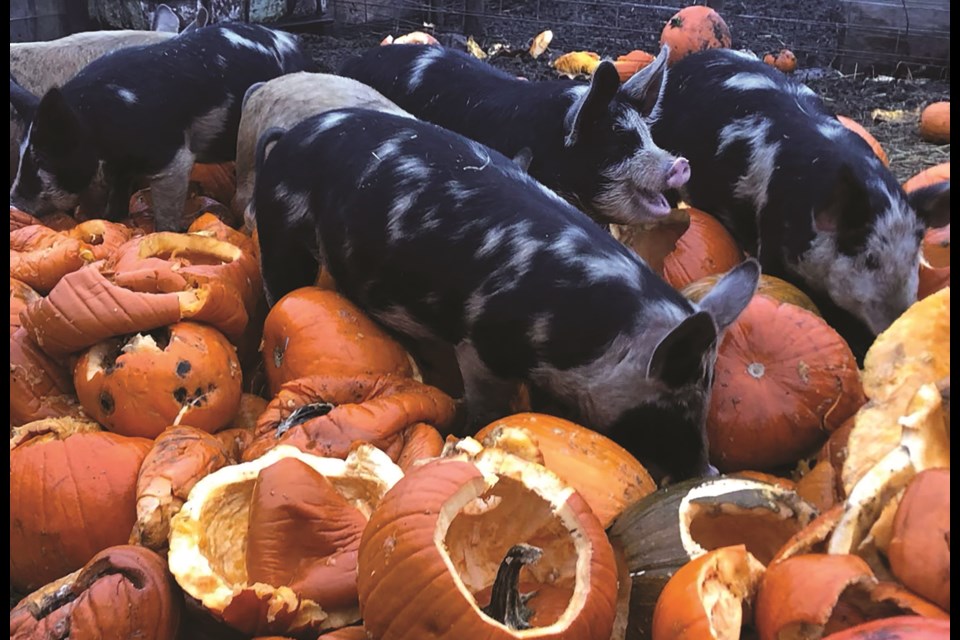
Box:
651;49;950;358
338;44;690;225
7;5;209;185
9;23;309;231
253;108;760;483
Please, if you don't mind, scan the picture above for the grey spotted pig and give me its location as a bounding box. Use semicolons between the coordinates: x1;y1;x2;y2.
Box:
338;44;690;225
651;49;950;359
253;108;760;483
9;22;309;230
234;71;414;230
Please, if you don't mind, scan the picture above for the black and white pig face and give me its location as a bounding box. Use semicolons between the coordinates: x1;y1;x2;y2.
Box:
605;259;760;483
10;87;98;216
799;166;951;335
564;45;690;224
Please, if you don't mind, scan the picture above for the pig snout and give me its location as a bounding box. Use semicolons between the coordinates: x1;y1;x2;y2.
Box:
665;156;690;190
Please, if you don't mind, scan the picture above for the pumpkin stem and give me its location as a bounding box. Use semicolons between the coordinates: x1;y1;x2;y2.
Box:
482;543;542;630
276;402;335;437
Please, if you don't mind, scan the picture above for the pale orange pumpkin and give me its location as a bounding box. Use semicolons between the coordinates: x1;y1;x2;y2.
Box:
837;115;889;166
918;101;950;144
661;208;744;290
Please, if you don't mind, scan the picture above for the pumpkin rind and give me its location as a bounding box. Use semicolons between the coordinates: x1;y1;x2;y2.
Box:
902;163;949;194
918;102;950;144
837;116;889;166
822;616;949;640
661;208;744;290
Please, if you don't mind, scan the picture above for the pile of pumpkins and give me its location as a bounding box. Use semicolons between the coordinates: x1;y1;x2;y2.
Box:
9;8;950;639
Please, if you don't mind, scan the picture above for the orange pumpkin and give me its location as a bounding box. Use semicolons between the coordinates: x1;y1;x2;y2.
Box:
902;162;949;193
917;222;950;300
837;116;889;166
10;205;44;231
614;49;655;82
707;295;865;472
189;161;238;209
918;101;949;144
10;418;152;592
662;208;744;289
10;545;181;640
651;545;764;640
474;412;656;527
660;6;732;66
357;440;619;640
887;469;950;611
261;287;416;396
683;272;821;316
73;322;243;438
822;617;950;640
763;49;798;73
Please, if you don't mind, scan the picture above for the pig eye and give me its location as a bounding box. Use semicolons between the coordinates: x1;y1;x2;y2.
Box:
864;254;880;270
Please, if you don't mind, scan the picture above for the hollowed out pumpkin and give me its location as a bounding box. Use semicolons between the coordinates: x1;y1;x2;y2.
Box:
168;444;403;637
357;439;619;640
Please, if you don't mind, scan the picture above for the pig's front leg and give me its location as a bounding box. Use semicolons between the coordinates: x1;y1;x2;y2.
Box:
101;163;134;222
454;340;519;437
148;146;195;232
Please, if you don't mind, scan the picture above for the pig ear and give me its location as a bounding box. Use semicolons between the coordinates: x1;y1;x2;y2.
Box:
907;181;950;229
647;311;717;387
564;61;620;147
152;4;181;33
620;44;670;119
32;88;86;156
10;74;40;123
814;164;872;249
696;258;760;332
511;147;533;173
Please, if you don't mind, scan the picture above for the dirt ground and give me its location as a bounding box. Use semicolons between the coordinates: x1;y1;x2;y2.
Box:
297;0;949;183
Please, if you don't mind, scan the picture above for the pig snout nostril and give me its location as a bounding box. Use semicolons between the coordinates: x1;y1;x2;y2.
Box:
666;157;690;189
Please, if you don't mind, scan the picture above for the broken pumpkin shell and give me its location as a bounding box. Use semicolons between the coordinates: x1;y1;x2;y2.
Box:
130;425;234;551
651;545;765;640
73;322;243;438
9;544;181;640
261;287;418;396
475;412;657;528
861;287;949;403
10;326;85;427
242;373;455;463
168;444;403;637
887;468;950;611
357;438;619;640
822;616;950;640
189;162;238;208
10;220;134;293
108;229;260;315
754;553;923;640
10;417;153;592
770;504;844;564
19;263;248;358
707;294;865;472
553;50;602;78
10;205;44;231
613;207;691;276
607;476;818;640
829;382;949;556
10;277;41;335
